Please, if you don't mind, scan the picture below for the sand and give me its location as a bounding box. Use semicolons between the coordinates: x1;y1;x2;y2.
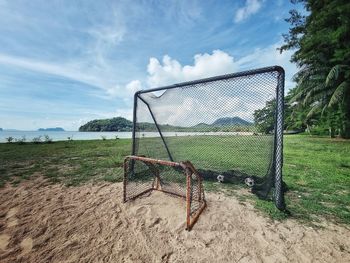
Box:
0;177;349;263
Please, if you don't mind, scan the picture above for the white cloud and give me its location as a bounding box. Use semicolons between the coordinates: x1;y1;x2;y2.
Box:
0;53;109;89
234;0;263;23
88;24;125;47
126;80;142;94
85;11;126;67
104;85;122;97
102;80;142;100
147;50;238;87
0;53;139;100
144;42;296;91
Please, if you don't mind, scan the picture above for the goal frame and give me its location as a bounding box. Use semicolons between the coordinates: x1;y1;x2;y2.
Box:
123;155;207;231
130;66;285;210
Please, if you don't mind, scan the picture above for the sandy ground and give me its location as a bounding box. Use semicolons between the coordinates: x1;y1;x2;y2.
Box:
0;178;349;263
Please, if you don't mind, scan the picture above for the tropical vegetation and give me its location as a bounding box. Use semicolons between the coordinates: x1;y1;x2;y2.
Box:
280;0;350;138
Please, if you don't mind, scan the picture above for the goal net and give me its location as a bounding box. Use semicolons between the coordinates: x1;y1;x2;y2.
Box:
123;156;206;230
130;66;286;210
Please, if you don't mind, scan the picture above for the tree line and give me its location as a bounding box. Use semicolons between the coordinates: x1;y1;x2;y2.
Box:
278;0;350;138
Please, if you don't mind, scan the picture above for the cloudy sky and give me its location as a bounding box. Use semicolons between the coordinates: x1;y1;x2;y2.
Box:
0;0;302;130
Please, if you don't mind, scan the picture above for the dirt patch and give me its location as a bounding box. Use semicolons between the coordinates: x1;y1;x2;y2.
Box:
0;177;349;262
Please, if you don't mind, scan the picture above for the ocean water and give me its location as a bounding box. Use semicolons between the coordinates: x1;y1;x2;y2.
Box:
0;131;240;143
0;131;132;143
0;130;252;143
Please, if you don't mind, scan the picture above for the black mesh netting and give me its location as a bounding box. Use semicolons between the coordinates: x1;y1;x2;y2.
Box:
129;66;286;210
123;158;187;201
123;157;206;230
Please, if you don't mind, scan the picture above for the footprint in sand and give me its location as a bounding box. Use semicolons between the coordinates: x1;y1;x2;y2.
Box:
6;207;18;219
20;237;33;254
7;217;18;227
0;234;10;250
5;207;19;227
135;206;149;216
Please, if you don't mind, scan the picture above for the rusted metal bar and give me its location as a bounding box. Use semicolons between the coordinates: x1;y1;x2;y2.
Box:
126;188;154;202
157;189;186;199
154;173;160;190
186;170;191;230
123;158;128;203
187;201;207;231
125;155;180;167
181;161;203;201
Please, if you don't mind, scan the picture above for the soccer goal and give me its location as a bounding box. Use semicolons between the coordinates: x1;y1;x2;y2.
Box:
123;155;206;230
126;65;286;212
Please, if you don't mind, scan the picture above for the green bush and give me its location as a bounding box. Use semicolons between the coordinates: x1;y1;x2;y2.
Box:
15;136;26;145
309;126;329;136
5;137;14;143
44;135;53;143
32;136;42;144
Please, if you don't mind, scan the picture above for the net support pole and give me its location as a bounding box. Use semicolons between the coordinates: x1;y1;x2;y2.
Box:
137;95;174;162
131;92;138;156
274;67;286;210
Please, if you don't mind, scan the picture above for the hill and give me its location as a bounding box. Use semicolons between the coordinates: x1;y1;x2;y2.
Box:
79;117;133;132
212;117;252;126
79;116;252;132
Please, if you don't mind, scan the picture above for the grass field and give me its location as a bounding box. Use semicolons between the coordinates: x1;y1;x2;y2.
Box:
0;135;349;224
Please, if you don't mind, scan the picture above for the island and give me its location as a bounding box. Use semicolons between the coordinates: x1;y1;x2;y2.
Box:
0;128;2;131
79;117;133;132
38;127;65;131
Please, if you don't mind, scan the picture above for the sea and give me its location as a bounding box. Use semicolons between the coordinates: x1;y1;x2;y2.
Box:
0;130;251;143
0;131;232;143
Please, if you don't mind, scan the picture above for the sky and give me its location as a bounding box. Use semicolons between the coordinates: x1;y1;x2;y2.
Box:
0;0;303;131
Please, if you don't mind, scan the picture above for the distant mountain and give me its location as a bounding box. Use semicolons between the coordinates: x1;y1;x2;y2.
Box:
3;129;21;131
211;117;252;126
38;127;65;131
192;123;211;128
0;128;2;131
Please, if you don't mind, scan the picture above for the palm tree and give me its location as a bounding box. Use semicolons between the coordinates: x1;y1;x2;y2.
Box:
290;64;350;138
325;65;350;138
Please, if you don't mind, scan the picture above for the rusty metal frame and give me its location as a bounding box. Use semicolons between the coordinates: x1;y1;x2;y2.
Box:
123;155;206;231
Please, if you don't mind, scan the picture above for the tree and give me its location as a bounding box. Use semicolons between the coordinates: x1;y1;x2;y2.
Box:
253;91;303;134
280;0;350;138
254;99;276;134
284;88;308;132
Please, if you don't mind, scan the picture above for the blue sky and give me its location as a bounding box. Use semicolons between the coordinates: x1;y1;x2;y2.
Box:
0;0;302;130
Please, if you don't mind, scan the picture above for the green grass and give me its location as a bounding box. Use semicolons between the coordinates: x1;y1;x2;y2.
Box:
138;135;273;178
282;135;350;224
0;135;349;224
0;139;130;187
